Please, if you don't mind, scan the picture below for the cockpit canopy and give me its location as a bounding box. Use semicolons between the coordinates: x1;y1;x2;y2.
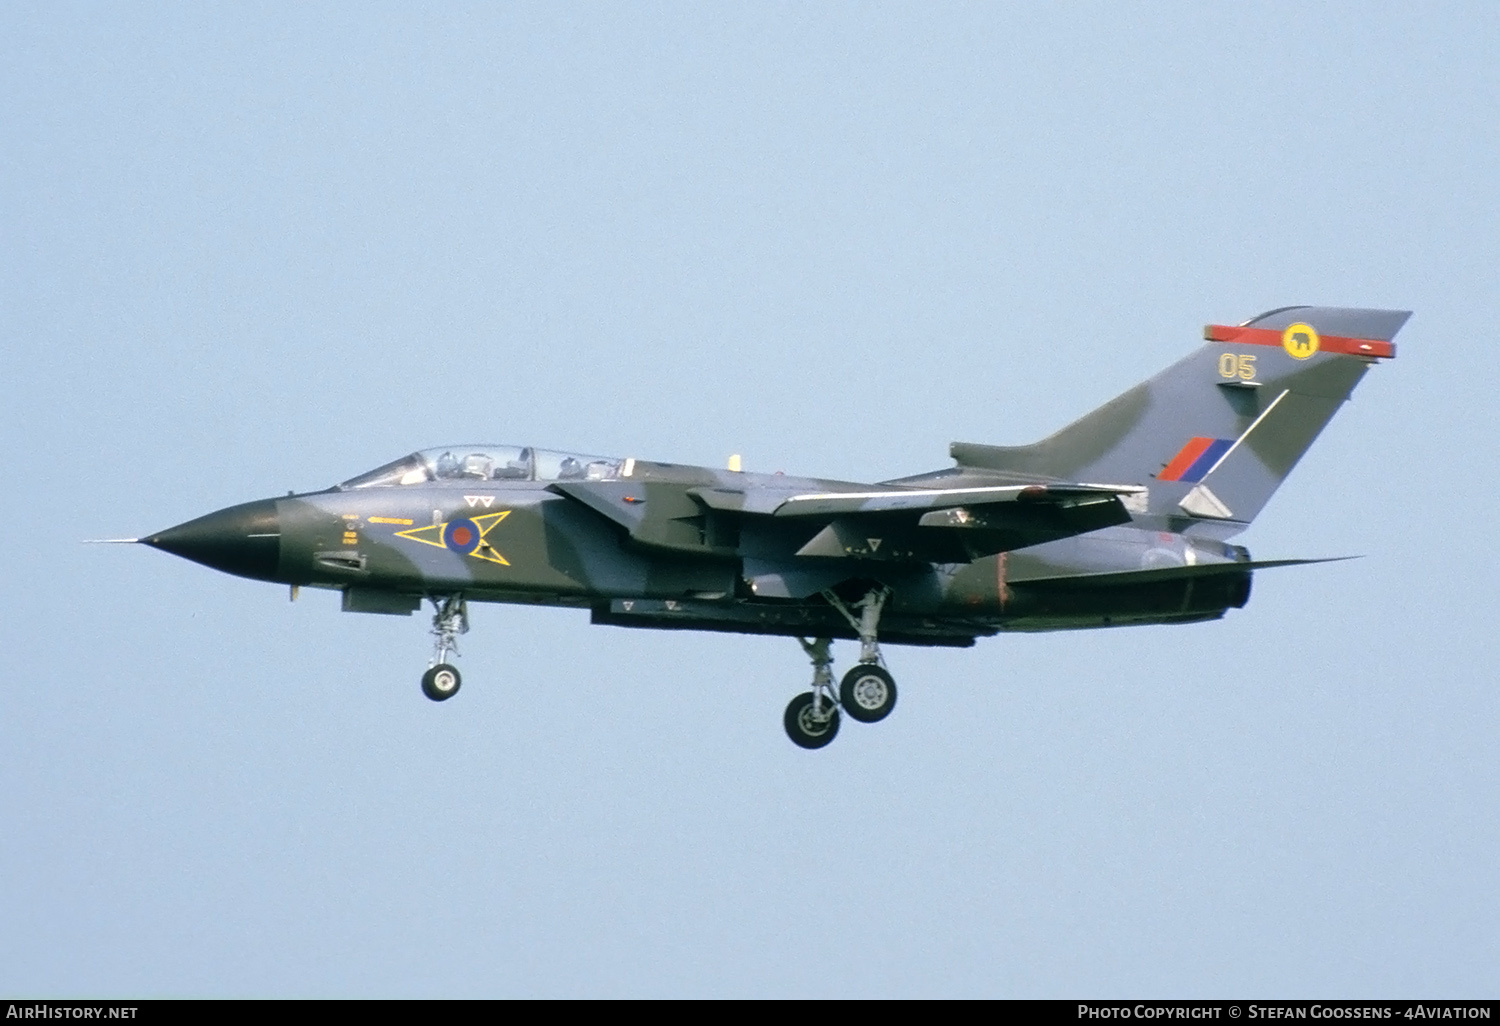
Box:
340;446;624;490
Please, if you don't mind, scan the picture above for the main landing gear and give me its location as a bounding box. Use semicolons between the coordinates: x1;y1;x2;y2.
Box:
783;586;898;749
785;638;840;749
421;595;468;702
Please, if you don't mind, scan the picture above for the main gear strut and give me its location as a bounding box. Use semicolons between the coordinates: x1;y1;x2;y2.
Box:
823;585;891;667
824;586;898;725
781;587;901;748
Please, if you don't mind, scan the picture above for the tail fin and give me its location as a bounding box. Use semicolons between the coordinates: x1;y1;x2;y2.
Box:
951;306;1410;531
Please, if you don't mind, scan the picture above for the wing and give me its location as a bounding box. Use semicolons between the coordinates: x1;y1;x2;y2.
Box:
770;483;1140;560
550;479;1143;562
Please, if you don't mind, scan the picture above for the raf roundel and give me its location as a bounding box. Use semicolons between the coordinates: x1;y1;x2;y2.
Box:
1281;322;1320;360
443;517;483;555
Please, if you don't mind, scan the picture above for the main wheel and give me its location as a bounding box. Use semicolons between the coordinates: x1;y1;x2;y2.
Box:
783;691;841;749
840;664;896;723
421;663;462;702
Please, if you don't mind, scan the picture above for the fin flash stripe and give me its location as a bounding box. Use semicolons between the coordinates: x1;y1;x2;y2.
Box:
1160;437;1234;483
1204;324;1395;359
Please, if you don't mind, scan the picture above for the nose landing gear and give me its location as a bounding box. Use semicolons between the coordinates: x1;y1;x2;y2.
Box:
422;595;468;702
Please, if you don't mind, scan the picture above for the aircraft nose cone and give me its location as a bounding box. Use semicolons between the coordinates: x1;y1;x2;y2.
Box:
143;498;282;582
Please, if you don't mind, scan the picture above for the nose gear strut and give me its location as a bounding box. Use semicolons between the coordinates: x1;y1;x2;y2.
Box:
421;594;468;702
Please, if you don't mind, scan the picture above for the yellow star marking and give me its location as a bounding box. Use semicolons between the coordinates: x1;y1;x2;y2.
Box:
393;510;512;566
1281;322;1320;360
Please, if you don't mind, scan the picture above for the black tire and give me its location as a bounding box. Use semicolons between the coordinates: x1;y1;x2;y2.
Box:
840;664;896;723
783;691;841;749
421;663;462;702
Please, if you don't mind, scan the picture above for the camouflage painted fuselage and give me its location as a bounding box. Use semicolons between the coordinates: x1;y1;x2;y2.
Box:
146;305;1409;650
252;460;1249;648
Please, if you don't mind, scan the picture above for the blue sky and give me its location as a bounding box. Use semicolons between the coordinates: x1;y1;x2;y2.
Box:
2;2;1496;996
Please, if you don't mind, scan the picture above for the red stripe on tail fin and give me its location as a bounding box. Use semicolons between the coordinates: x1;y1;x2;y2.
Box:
1204;324;1396;359
1159;437;1215;482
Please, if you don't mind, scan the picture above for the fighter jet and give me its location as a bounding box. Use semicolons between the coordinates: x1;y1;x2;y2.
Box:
122;305;1408;748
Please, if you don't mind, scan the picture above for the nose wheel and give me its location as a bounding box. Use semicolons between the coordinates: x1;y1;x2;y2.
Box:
422;595;469;702
422;663;462;701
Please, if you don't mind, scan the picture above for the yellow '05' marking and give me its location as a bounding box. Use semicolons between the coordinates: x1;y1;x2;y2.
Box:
1217;353;1257;380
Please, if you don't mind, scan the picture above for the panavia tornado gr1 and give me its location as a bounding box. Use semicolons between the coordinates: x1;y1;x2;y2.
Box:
123;305;1408;748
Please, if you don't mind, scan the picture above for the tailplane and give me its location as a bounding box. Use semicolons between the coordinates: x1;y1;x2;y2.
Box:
951;306;1410;531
